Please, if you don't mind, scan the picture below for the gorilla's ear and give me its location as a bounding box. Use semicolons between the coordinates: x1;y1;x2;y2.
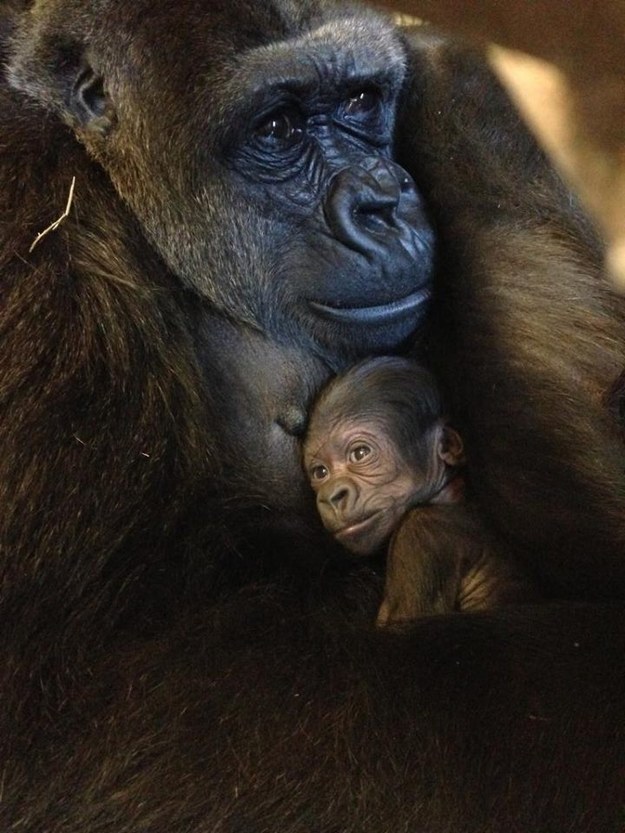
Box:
438;425;465;468
69;64;115;134
7;19;116;136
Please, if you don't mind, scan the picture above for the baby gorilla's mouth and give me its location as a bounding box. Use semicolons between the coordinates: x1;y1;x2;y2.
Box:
334;510;385;553
337;510;380;535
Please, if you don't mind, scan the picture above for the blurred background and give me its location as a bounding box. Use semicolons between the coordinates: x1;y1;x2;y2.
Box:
380;1;625;287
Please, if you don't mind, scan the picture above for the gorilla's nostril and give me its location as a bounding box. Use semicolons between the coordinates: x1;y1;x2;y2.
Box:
355;199;396;233
323;158;424;260
399;174;416;194
330;486;349;507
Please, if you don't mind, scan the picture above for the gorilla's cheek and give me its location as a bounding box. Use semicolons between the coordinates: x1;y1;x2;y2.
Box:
196;312;332;515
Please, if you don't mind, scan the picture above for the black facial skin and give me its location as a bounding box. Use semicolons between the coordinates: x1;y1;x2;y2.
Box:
34;4;433;499
4;1;625;831
34;6;434;499
230;78;434;353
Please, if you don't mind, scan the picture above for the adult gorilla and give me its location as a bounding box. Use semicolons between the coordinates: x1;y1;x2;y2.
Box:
2;1;625;831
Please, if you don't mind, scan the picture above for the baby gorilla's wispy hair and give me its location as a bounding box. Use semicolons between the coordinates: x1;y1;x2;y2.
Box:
306;356;443;468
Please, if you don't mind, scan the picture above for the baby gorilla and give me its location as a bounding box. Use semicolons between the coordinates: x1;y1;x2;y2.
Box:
303;357;537;625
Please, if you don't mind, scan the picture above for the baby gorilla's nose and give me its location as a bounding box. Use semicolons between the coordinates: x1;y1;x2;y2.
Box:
328;484;350;508
317;478;357;526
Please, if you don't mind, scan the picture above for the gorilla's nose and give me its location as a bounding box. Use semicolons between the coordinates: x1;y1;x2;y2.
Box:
318;477;356;516
324;158;418;256
328;484;350;509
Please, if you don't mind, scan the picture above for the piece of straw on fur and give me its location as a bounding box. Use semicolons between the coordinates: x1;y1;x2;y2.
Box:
29;176;76;253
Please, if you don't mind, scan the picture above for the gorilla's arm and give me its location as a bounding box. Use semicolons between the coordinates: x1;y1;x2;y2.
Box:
5;583;625;833
377;504;536;624
397;32;625;597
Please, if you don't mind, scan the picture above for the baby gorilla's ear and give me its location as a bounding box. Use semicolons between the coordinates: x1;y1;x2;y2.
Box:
437;424;465;467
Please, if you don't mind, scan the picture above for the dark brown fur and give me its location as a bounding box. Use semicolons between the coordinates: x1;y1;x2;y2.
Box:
1;2;625;831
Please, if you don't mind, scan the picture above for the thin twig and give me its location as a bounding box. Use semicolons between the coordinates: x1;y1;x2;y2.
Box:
29;176;76;253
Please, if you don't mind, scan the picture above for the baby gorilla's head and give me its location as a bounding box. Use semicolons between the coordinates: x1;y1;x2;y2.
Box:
303;357;464;555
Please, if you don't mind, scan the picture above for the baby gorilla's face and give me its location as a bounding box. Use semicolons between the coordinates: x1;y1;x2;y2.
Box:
303;417;423;555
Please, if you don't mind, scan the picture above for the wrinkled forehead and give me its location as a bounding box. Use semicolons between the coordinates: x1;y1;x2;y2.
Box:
227;16;406;92
213;14;406;139
304;411;390;462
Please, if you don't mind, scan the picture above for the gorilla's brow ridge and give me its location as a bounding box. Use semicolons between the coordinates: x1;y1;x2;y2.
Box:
217;17;406;121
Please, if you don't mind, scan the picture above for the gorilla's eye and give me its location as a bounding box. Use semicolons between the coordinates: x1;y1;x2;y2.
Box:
310;464;329;482
349;444;372;463
256;111;303;145
342;89;381;119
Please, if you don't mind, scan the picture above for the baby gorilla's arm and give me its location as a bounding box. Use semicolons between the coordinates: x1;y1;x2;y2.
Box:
377;504;537;626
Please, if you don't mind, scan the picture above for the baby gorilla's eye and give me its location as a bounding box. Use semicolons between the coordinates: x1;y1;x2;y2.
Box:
310;464;329;481
349;444;372;463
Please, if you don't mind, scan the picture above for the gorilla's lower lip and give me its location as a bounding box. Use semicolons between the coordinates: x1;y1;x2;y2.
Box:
335;511;382;541
309;287;430;324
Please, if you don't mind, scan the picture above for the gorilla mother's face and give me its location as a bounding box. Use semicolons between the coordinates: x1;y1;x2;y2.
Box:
10;0;433;362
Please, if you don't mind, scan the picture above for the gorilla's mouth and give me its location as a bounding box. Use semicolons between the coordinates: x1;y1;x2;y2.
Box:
334;510;382;541
309;287;430;325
